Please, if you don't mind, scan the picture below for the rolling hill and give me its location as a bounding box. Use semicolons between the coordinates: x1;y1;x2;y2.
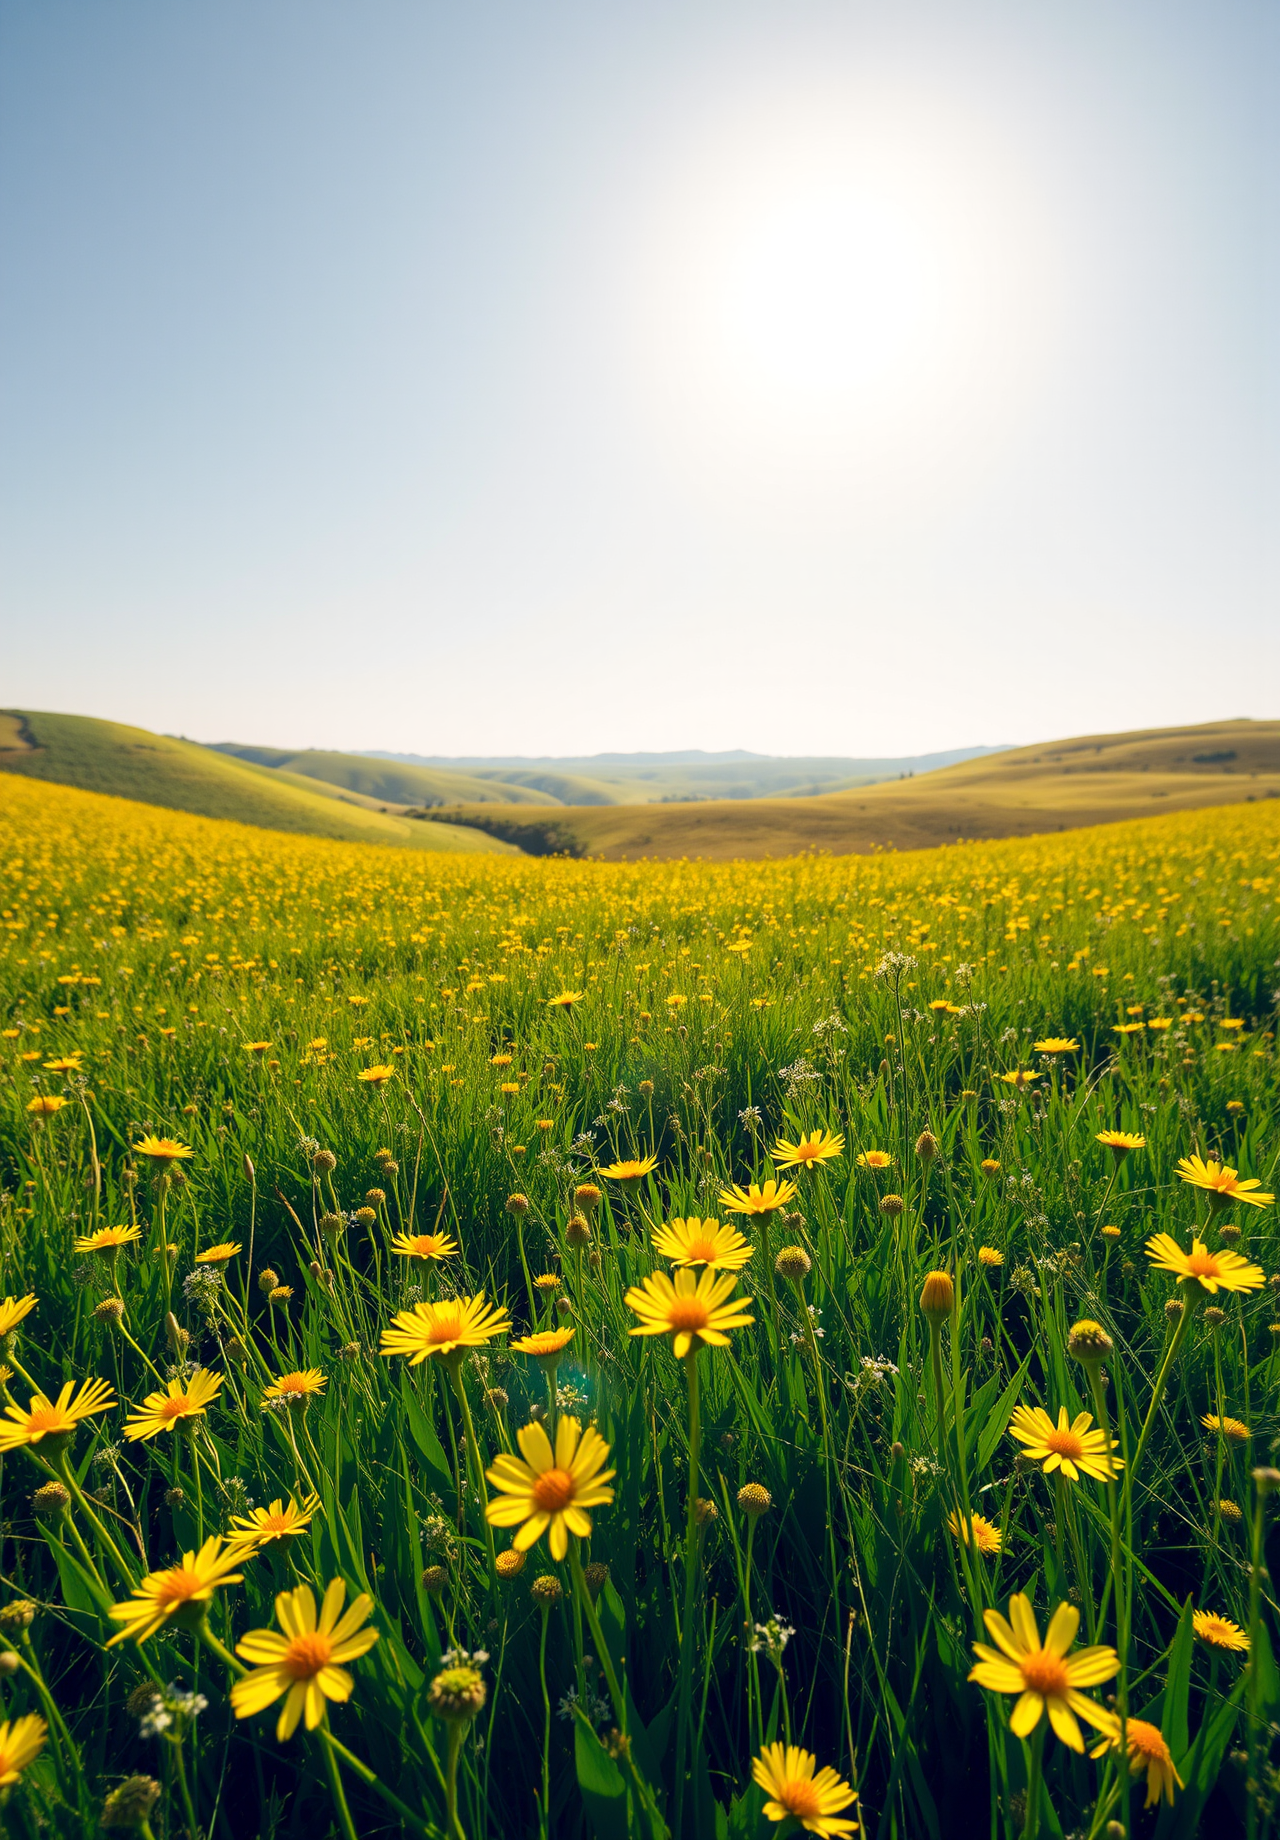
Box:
416;718;1280;859
206;744;559;808
0;711;513;853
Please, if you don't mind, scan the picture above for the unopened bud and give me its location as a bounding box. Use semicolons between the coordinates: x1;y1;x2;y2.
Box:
775;1245;811;1283
243;1153;255;1182
914;1130;939;1164
258;1268;280;1294
565;1213;591;1247
919;1270;954;1325
312;1149;337;1173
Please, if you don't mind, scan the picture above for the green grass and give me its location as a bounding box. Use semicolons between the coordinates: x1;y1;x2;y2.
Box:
0;773;1279;1839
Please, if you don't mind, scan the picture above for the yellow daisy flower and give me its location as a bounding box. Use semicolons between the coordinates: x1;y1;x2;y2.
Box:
1145;1233;1265;1295
231;1579;380;1741
0;1376;115;1452
0;1295;37;1337
650;1217;752;1272
599;1153;658;1185
27;1095;67;1116
0;1714;47;1785
751;1743;859;1837
124;1369;223;1441
1202;1413;1250;1442
357;1065;396;1086
1192;1610;1249;1652
547;991;584;1010
73;1224;141;1254
948;1511;1002;1555
1089;1714;1183;1807
718;1178;797;1217
1034;1038;1079;1054
107;1536;247;1646
1007;1404;1123;1482
484;1415;615;1560
625;1268;755;1359
1095;1130;1146;1158
855;1150;893;1170
379;1295;512;1366
510;1327;575;1366
132;1134;194;1161
390;1230;459;1263
230;1494;322;1548
195;1242;241;1264
263;1370;326;1408
771;1130;845;1171
1175;1155;1273;1210
968;1594;1118;1751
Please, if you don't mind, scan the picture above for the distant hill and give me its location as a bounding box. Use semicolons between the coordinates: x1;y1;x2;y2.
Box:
0;712;514;853
359;745;1009;805
415;719;1280;859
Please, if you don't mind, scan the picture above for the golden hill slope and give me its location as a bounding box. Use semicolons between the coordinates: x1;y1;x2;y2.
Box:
0;711;513;853
427;719;1280;859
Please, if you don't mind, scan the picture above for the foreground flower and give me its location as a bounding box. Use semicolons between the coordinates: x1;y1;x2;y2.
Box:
1090;1714;1183;1807
107;1537;247;1646
194;1242;241;1265
0;1295;36;1338
1192;1610;1249;1652
390;1230;459;1263
232;1579;378;1740
263;1370;326;1408
718;1178;798;1216
948;1511;1002;1556
125;1369;223;1441
751;1743;859;1837
626;1268;755;1358
0;1714;47;1785
0;1377;115;1452
1145;1234;1265;1295
380;1295;512;1365
969;1595;1118;1750
485;1415;615;1559
547;990;584;1010
650;1217;752;1272
1007;1405;1122;1482
772;1130;844;1172
1096;1130;1146;1158
357;1064;396;1086
133;1134;194;1161
74;1224;142;1254
599;1152;658;1185
230;1493;321;1547
1176;1155;1274;1210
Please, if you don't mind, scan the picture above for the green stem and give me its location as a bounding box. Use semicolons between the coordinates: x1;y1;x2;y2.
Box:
450;1361;498;1585
445;1720;467;1840
320;1723;361;1840
538;1607;552;1840
673;1349;701;1840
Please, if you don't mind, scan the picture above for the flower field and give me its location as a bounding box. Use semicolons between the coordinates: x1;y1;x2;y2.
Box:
1;768;1279;1839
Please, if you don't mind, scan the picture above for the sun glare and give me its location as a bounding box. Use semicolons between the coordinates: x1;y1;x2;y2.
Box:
630;80;1063;499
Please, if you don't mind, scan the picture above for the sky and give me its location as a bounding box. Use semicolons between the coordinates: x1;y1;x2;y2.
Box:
0;0;1275;759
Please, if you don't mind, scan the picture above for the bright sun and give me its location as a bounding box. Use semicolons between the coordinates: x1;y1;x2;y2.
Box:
631;81;1061;497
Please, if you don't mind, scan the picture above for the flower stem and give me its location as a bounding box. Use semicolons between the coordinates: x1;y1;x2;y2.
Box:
319;1723;360;1840
673;1349;701;1840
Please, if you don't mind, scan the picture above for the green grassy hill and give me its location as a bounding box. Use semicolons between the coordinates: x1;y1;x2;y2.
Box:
207;744;557;808
0;712;512;853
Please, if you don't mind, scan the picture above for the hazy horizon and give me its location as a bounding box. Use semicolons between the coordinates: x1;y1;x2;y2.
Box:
2;2;1275;756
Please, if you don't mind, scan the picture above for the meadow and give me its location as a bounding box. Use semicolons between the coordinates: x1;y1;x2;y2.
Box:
0;769;1278;1840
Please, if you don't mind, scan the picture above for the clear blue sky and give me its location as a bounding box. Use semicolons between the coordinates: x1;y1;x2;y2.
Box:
1;1;1275;757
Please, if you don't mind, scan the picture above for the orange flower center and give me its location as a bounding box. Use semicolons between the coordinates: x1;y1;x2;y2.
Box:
277;1377;308;1395
533;1468;575;1512
427;1314;463;1344
781;1781;823;1819
1019;1652;1070;1696
1124;1719;1165;1761
156;1568;203;1606
1044;1427;1085;1460
687;1239;719;1262
25;1404;69;1436
282;1632;333;1680
793;1144;820;1162
666;1297;711;1332
259;1513;292;1533
1186;1248;1222;1278
159;1397;194;1421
